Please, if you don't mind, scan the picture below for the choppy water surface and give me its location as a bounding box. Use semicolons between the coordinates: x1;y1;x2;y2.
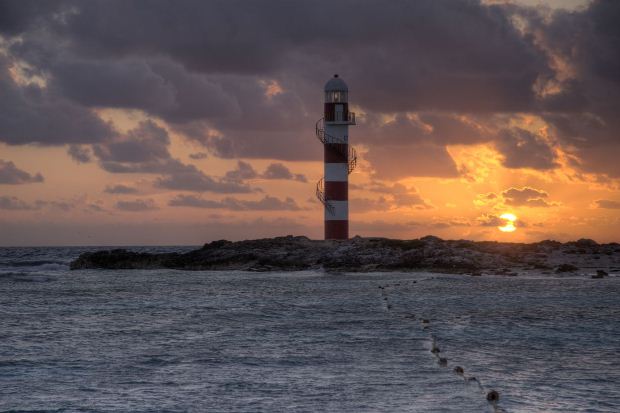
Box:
1;247;619;412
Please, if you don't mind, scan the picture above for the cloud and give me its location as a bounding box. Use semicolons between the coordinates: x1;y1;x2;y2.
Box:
1;0;619;179
495;128;559;170
224;161;259;181
476;213;503;227
366;144;459;179
261;163;307;182
0;159;43;184
154;164;253;193
0;195;36;210
0;56;113;146
224;161;307;183
0;195;75;211
104;184;139;194
349;197;390;213
92;121;254;193
115;199;158;211
93;120;171;171
474;192;499;207
358;181;432;209
168;194;301;211
0;0;547;164
50;57;239;123
67;145;92;163
594;199;620;209
501;187;557;207
188;152;208;160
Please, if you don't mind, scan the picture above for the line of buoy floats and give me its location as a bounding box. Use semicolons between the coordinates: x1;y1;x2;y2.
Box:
378;281;505;412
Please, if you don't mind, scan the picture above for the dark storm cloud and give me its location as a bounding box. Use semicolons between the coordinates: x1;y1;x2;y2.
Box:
50;58;239;123
0;159;43;184
0;57;113;145
168;194;301;211
495;128;559;170
524;1;620;177
0;0;619;178
40;0;546;112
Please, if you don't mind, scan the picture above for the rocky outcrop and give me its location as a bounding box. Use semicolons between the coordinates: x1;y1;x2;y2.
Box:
70;235;620;274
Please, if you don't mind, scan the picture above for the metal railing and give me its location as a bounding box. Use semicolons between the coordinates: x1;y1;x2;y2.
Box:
316;177;335;215
314;118;357;216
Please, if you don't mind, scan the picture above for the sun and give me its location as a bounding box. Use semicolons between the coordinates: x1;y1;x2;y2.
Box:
498;213;517;233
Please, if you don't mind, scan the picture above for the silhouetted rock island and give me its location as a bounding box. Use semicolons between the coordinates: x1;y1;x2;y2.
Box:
70;235;620;275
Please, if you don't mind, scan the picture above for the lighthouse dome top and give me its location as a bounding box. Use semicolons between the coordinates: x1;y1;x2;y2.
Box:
324;74;348;92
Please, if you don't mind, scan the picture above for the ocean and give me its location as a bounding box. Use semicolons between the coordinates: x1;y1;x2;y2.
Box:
1;247;619;412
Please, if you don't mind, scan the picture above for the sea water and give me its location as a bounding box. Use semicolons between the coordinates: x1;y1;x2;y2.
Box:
1;247;619;412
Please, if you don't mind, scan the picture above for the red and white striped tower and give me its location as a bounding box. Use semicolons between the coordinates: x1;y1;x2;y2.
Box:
315;74;357;240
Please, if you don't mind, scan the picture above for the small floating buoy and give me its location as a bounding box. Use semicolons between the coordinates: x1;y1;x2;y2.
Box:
438;358;448;366
454;366;464;375
486;390;499;402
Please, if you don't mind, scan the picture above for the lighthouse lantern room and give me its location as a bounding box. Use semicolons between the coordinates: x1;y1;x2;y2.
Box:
315;74;357;240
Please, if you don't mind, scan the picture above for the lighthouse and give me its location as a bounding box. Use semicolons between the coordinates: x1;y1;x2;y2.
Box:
315;74;357;240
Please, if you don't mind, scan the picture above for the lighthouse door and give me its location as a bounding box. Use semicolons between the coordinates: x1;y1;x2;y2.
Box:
335;104;344;122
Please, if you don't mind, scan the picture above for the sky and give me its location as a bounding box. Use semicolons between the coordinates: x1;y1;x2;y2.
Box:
1;0;619;246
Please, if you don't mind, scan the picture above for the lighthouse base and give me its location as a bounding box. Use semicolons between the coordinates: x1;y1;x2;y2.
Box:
325;220;348;240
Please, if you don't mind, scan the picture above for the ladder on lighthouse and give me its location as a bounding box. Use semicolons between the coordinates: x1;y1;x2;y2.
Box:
315;117;357;215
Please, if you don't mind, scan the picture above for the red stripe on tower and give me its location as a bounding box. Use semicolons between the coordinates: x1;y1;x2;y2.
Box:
315;74;356;240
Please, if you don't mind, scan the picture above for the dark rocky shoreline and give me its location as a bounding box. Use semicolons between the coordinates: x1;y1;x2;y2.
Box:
70;235;620;275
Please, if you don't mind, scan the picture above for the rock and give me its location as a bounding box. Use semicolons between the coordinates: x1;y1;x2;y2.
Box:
556;263;579;273
454;366;464;375
68;236;616;274
421;319;430;324
438;358;448;366
592;270;608;279
486;390;499;402
575;238;598;247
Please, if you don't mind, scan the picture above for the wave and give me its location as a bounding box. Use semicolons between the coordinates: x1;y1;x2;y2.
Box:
0;271;57;282
0;259;68;267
